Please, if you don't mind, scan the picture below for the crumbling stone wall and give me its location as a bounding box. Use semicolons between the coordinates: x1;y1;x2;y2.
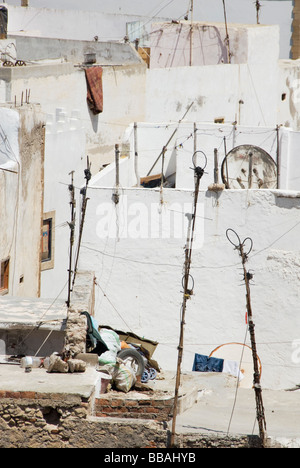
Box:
64;271;95;357
0;389;267;448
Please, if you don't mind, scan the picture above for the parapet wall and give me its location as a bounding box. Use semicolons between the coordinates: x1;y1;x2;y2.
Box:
0;388;264;448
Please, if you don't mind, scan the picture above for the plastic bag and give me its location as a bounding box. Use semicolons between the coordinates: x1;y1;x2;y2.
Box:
98;329;121;366
113;362;136;393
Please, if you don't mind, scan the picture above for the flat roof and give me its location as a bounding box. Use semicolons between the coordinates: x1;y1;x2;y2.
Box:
0;297;67;330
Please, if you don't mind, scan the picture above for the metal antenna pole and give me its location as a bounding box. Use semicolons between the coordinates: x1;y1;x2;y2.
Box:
170;151;207;448
67;170;76;308
256;1;261;24
72;156;91;289
222;0;231;63
190;0;194;66
226;229;267;447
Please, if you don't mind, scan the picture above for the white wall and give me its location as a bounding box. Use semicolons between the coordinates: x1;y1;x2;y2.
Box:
40;112;86;299
0;105;44;297
121;122;283;190
0;61;146;169
2;0;293;58
150;22;279;68
77;185;300;390
145;61;280;129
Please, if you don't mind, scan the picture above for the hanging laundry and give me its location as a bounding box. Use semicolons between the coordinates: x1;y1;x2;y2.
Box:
84;66;103;114
192;353;224;373
223;359;244;381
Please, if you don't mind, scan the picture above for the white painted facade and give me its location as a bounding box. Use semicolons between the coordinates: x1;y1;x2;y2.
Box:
2;0;294;58
0;105;44;298
78;184;300;390
0;4;299;392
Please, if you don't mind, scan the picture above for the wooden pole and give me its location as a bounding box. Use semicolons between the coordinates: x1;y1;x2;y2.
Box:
239;242;267;447
67;171;75;308
170;165;204;447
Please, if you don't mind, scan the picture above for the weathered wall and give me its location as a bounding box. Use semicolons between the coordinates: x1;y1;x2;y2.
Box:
10;36;142;65
149;22;279;68
0;390;262;448
77;186;300;390
0;61;147;169
2;1;294;58
278;59;300;131
120;122;293;191
145;62;279;130
0;105;44;297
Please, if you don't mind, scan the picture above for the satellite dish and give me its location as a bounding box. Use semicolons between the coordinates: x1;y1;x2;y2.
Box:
209;342;262;389
221;145;277;189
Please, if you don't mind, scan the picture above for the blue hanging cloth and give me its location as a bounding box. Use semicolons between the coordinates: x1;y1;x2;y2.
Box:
192;353;224;373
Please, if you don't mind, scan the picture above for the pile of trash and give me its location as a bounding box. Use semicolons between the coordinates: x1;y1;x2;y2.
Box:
16;312;159;395
20;353;87;374
97;328;159;393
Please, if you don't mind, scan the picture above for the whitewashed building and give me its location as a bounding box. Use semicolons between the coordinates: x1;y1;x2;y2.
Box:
0;3;299;390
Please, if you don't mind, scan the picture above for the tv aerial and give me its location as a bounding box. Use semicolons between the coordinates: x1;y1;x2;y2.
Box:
221;145;277;189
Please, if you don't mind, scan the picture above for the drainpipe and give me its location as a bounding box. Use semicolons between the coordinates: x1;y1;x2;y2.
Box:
276;125;281;189
134;122;140;187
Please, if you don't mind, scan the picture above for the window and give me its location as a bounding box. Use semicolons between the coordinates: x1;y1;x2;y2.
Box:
42;218;52;262
41;211;55;271
0;258;9;295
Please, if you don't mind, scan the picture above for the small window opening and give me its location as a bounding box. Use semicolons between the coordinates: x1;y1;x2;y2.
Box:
281;93;287;101
42;218;52;263
0;258;9;295
41;211;55;271
214;117;225;124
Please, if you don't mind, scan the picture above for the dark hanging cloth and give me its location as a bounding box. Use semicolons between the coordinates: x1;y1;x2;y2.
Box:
84;66;103;115
192;353;224;373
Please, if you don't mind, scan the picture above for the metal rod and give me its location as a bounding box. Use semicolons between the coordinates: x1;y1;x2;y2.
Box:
222;0;231;64
214;148;219;184
147;102;194;176
67;170;76;308
194;122;197;156
190;0;194;66
72;156;91;289
113;144;120;205
276;125;280;189
248;151;253;189
223;137;229;188
115;144;120;187
134;122;140;187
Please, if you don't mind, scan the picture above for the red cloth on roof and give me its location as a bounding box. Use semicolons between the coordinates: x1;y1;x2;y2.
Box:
85;66;103;114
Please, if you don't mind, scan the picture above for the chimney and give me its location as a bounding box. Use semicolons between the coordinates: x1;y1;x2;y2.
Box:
21;0;29;6
292;0;300;58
